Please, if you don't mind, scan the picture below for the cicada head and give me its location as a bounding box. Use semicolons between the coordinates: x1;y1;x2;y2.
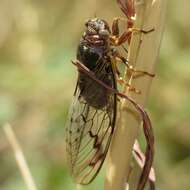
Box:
84;18;111;40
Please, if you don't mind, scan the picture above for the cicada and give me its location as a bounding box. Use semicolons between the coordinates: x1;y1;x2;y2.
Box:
65;0;155;188
66;18;118;184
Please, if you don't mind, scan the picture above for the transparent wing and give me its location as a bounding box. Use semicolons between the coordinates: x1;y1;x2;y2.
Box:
65;64;117;184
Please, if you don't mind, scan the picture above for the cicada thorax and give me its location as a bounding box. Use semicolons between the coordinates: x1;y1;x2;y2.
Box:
77;37;115;110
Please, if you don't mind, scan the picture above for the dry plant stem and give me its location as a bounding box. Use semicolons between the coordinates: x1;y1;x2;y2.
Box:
3;123;37;190
133;140;155;188
105;0;166;190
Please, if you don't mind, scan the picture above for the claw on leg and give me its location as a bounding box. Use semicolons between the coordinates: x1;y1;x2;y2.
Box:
127;65;155;78
129;27;155;34
117;77;141;94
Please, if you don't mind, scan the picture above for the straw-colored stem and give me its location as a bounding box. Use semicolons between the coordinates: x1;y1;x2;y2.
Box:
105;0;166;190
3;123;37;190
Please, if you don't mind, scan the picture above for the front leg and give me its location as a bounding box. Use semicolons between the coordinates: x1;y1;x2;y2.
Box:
110;17;155;46
111;17;129;36
111;27;155;46
111;17;132;46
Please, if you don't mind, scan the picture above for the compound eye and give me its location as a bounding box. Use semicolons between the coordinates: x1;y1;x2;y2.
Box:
85;19;90;27
99;29;109;37
85;21;88;27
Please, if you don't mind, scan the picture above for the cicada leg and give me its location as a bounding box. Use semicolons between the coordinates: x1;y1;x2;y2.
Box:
110;16;133;45
130;28;155;34
128;66;155;79
110;16;155;59
111;17;131;36
111;52;141;94
110;16;155;46
112;50;155;78
117;77;141;94
110;26;155;46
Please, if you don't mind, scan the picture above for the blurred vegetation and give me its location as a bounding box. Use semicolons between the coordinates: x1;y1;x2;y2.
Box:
0;0;189;190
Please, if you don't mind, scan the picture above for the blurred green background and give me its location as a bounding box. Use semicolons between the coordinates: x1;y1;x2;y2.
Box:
0;0;189;190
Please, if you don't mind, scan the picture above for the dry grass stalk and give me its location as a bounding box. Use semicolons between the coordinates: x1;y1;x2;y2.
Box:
105;0;166;190
3;123;37;190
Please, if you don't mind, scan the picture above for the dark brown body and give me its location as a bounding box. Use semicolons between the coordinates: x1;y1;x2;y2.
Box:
76;18;116;110
77;42;115;109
